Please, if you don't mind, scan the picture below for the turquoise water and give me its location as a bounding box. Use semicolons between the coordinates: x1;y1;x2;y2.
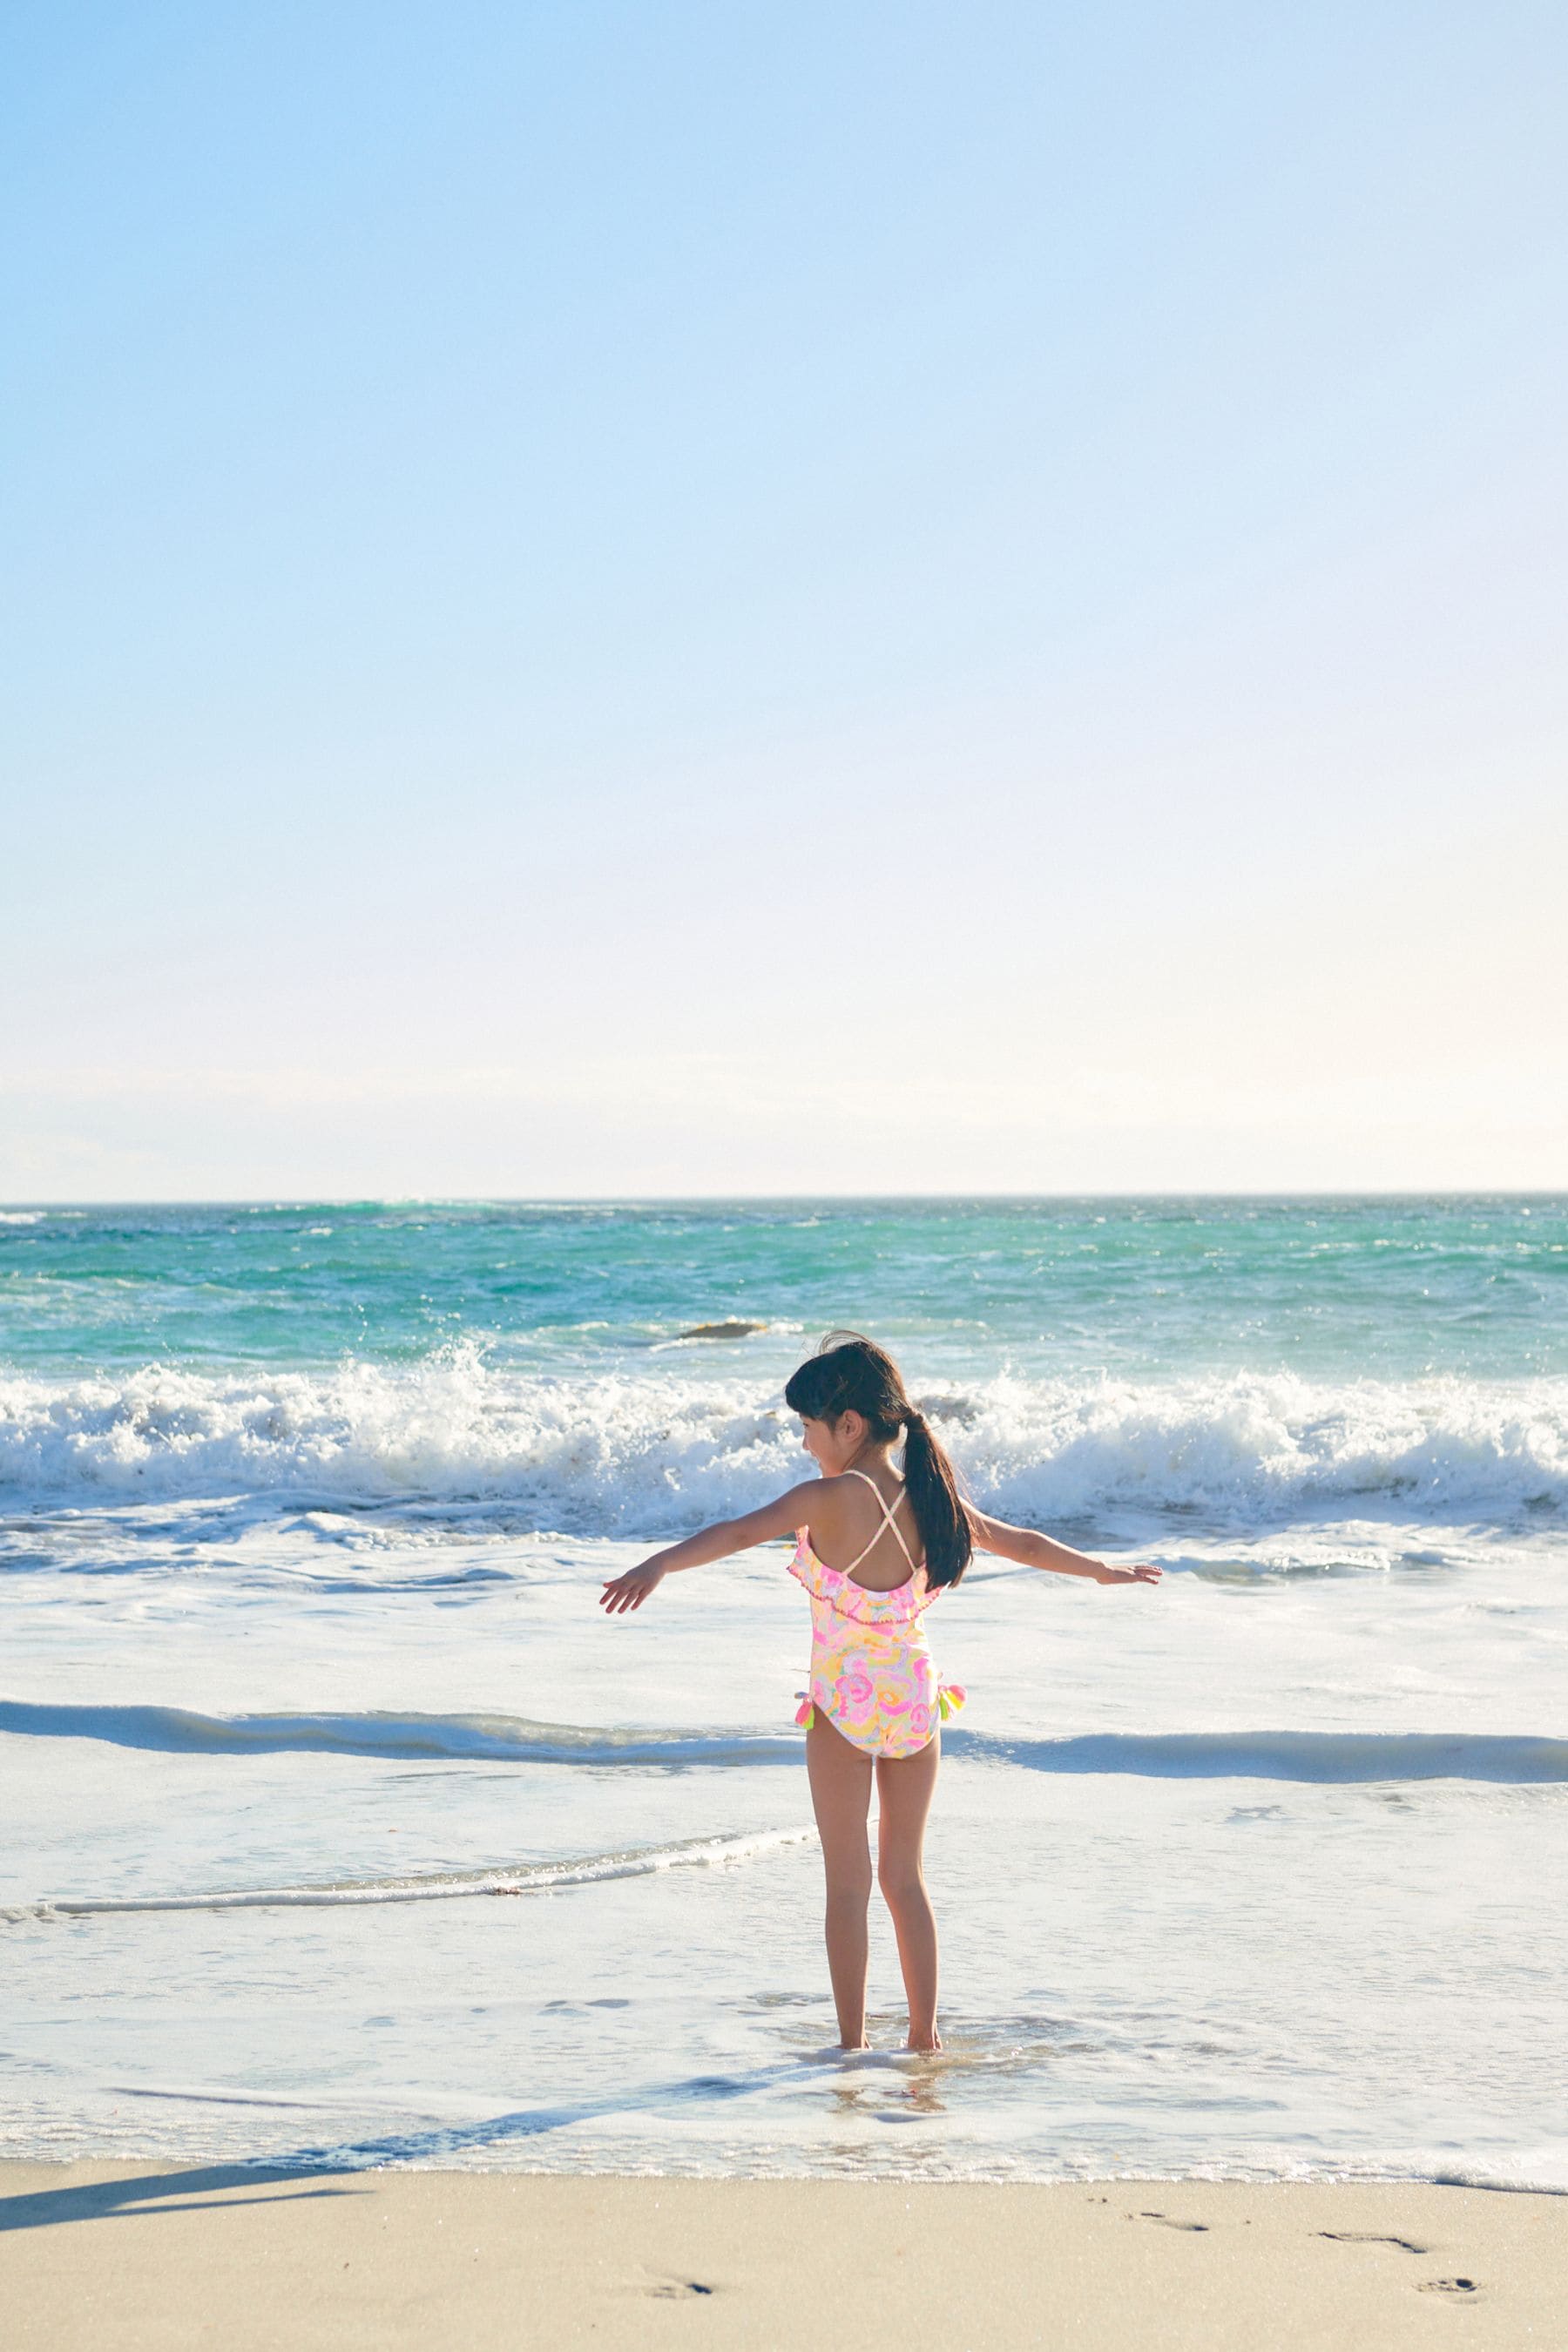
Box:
3;1194;1565;1540
4;1194;1565;1377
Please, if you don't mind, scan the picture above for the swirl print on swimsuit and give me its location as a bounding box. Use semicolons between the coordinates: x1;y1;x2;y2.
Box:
787;1474;966;1759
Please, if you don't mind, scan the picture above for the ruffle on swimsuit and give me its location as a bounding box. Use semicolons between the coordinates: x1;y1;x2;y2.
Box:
787;1470;967;1761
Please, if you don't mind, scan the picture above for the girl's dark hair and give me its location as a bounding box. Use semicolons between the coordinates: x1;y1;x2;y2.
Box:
784;1331;972;1589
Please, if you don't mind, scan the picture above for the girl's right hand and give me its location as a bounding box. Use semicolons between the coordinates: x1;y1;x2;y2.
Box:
599;1561;667;1615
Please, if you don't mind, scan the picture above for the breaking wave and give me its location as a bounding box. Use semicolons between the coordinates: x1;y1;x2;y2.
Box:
0;1699;800;1766
4;1702;1564;1783
1;1349;1565;1532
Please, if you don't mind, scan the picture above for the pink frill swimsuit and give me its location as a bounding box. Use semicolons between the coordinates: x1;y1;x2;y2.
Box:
788;1470;967;1761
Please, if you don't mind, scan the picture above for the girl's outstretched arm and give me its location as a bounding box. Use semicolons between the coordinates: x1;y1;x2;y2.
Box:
967;1510;1161;1587
599;1482;821;1615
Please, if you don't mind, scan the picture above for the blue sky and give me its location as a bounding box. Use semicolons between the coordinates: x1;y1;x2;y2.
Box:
4;2;1565;1196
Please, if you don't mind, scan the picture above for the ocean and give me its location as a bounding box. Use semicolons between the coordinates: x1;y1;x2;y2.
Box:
3;1196;1565;2186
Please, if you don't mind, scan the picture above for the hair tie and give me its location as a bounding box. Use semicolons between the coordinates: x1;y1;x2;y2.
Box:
902;1406;923;1428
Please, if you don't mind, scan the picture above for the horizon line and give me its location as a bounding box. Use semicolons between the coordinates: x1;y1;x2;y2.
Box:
4;1187;1565;1211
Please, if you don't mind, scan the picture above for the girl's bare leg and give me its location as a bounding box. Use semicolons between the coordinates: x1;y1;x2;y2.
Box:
875;1732;942;2051
804;1712;875;2049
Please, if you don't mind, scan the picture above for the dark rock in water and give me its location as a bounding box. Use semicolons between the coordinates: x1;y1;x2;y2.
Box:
679;1320;767;1340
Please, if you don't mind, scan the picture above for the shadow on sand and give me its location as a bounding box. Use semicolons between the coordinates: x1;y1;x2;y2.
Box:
0;2055;825;2233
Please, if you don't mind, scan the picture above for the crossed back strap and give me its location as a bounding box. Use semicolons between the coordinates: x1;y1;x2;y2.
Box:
841;1468;922;1578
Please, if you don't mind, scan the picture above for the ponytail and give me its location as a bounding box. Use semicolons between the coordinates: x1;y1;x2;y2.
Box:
896;1406;971;1588
784;1332;973;1588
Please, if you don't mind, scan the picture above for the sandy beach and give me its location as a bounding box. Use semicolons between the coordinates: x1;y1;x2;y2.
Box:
1;2166;1561;2350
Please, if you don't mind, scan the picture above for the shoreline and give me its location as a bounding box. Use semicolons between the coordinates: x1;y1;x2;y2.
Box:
1;2165;1562;2349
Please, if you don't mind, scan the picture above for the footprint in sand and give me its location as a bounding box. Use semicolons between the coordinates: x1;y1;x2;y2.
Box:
1131;2211;1210;2231
1419;2278;1480;2299
1319;2231;1429;2254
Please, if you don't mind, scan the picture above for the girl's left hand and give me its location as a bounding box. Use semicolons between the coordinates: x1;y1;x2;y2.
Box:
1097;1563;1162;1586
599;1561;667;1614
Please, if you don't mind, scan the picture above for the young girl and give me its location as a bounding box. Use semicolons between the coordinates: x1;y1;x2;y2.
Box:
599;1333;1160;2054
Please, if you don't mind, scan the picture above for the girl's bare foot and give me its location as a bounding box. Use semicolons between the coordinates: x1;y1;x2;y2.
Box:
906;2028;942;2053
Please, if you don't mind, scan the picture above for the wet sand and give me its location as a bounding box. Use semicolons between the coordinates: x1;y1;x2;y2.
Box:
1;2164;1562;2349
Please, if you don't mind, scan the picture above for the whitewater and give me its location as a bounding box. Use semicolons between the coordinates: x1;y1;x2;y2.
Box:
3;1197;1565;2186
3;1354;1568;1530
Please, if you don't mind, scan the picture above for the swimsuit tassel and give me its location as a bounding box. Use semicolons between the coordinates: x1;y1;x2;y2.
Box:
794;1693;815;1729
937;1684;968;1722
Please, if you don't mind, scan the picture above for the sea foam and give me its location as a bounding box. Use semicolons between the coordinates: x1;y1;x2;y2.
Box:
15;1828;817;1919
1;1350;1565;1531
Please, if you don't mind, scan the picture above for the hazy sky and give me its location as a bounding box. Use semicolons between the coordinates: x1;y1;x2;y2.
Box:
4;1;1565;1198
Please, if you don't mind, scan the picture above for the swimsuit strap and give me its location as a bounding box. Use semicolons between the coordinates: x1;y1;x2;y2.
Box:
841;1468;922;1577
